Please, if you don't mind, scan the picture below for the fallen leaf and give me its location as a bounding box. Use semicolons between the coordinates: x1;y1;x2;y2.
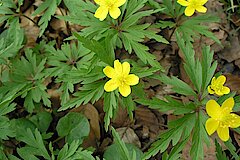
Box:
116;127;141;148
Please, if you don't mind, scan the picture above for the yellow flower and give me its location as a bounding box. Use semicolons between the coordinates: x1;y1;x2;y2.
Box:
94;0;126;21
208;75;230;96
103;60;139;97
205;98;240;141
177;0;208;16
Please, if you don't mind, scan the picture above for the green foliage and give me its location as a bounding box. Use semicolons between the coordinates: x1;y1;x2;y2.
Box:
0;0;239;159
60;0;168;68
32;0;61;36
56;112;90;144
143;113;196;159
17;128;51;160
57;140;96;160
215;140;228;160
104;127;143;160
136;96;196;115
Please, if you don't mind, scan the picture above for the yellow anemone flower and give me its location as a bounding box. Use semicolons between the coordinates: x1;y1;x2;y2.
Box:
94;0;126;21
103;60;139;97
205;97;240;141
208;75;230;96
177;0;208;16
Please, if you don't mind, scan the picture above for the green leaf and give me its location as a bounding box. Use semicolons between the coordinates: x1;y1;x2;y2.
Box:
17;128;51;160
136;96;196;115
143;113;196;159
57;140;96;160
104;143;143;160
224;139;239;160
59;80;105;111
29;111;52;133
215;139;228;160
110;127;131;160
56;112;90;144
103;92;118;131
152;74;196;96
32;0;61;36
73;32;114;65
0;116;15;140
176;14;221;45
190;111;210;160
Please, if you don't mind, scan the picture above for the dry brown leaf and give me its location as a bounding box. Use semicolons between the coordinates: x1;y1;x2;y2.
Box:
20;6;40;48
182;137;216;160
135;106;162;139
112;107;132;128
219;37;240;62
225;74;240;94
71;104;101;148
116;127;141;148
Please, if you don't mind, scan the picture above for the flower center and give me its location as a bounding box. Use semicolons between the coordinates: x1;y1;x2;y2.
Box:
189;0;200;8
118;75;127;86
105;0;114;8
211;83;224;92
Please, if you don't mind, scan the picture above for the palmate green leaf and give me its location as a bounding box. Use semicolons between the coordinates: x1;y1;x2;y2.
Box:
201;46;217;93
122;95;135;119
143;113;196;159
167;137;189;160
215;139;228;160
110;127;132;160
176;31;217;96
73;32;114;66
104;92;118;131
0;116;15;140
32;0;61;36
176;14;220;45
59;80;105;111
17;128;51;160
46;42;92;77
58;140;96;160
56;112;90;144
176;31;202;92
190;111;210;160
136;96;196;115
152;74;196;96
0;17;24;62
224;140;239;160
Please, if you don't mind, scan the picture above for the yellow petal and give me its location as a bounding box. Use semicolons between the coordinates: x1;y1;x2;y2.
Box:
177;0;189;6
198;0;208;5
215;90;224;96
94;6;108;21
211;77;216;85
195;5;207;13
114;60;122;74
226;114;240;128
217;126;229;141
221;97;234;114
94;0;102;5
207;86;215;94
122;62;130;76
125;74;139;86
222;86;230;94
104;79;119;92
205;118;219;135
185;6;195;16
114;0;126;7
109;7;121;19
216;75;226;85
206;100;221;119
119;84;131;97
103;66;115;78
